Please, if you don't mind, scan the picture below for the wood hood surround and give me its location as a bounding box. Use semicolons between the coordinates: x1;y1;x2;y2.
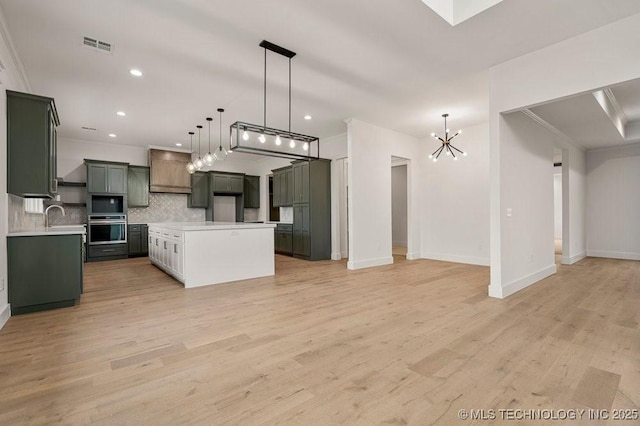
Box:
149;149;192;194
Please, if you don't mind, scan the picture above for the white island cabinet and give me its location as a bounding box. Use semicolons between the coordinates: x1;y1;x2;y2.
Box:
148;222;277;288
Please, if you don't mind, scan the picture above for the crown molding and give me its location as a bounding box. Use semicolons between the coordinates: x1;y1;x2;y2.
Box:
603;88;628;127
521;109;585;153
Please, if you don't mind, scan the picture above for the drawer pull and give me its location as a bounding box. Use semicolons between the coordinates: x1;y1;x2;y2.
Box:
102;249;115;252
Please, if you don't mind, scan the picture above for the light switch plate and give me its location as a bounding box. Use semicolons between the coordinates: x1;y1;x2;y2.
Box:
506;208;513;218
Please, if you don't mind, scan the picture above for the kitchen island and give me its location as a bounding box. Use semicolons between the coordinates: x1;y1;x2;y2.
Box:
148;222;276;288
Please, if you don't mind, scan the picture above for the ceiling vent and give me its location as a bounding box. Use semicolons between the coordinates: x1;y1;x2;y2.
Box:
81;126;97;131
82;36;113;54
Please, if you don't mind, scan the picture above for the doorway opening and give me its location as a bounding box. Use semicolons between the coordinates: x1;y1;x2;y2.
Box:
392;157;408;259
553;149;563;264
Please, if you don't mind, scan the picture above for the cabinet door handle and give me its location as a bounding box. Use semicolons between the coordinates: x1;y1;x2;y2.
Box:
174;244;178;254
155;239;158;246
164;241;167;250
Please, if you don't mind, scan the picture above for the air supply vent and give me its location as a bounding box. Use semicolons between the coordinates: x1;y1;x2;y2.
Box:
81;126;98;131
82;36;113;54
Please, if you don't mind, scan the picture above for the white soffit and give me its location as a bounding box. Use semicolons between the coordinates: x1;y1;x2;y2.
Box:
420;0;506;26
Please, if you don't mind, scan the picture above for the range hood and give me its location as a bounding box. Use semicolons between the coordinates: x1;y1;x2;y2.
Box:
149;149;192;194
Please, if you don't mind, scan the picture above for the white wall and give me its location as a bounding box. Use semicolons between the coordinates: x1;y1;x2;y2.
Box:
422;121;490;266
347;119;422;269
391;165;408;247
489;14;640;298
0;10;30;328
489;112;557;298
586;143;640;260
561;146;587;265
553;172;562;239
58;137;148;182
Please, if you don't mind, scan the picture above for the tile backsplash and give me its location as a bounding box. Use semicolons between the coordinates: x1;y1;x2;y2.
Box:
11;192;258;229
128;193;205;223
49;205;87;226
279;206;293;223
8;194;44;232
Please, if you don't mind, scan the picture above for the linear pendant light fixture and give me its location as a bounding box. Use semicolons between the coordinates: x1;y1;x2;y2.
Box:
429;114;467;162
230;40;320;160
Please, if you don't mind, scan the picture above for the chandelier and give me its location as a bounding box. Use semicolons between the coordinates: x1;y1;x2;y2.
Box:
429;114;467;162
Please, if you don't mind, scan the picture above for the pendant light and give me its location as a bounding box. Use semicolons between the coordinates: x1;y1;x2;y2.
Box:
203;117;215;166
429;114;466;162
213;108;229;161
186;132;196;174
194;125;204;169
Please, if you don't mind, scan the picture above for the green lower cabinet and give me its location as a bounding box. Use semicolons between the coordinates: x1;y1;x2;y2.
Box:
128;224;149;257
8;234;83;315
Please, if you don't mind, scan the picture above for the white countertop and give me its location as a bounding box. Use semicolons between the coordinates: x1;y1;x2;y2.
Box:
7;225;87;237
148;221;277;231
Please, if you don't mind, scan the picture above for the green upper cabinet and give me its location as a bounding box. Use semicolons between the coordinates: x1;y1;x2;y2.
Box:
244;175;260;208
127;166;150;207
7;90;59;198
211;173;244;194
86;161;128;194
188;171;209;208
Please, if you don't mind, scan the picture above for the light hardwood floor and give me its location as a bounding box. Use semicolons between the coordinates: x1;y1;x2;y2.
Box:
0;255;638;425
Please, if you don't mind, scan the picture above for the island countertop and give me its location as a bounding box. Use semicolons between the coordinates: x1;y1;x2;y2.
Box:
148;221;277;232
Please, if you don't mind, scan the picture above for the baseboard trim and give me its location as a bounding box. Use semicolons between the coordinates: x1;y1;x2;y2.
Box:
561;251;586;265
421;252;490;266
0;303;10;330
406;252;420;260
587;250;640;261
331;252;342;261
347;257;393;270
489;264;557;299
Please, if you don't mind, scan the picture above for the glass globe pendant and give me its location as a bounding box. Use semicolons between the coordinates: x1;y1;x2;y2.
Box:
186;131;196;174
203;117;215;166
213;108;229;161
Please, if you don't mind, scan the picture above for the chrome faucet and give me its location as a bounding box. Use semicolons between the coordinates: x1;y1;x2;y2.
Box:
44;204;65;228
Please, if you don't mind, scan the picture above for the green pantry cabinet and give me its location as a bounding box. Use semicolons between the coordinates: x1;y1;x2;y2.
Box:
7;90;59;198
8;234;83;315
272;160;331;260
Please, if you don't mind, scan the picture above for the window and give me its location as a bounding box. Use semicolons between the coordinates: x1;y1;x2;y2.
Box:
24;198;44;214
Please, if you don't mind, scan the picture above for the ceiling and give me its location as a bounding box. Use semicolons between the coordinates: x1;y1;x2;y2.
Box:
2;0;640;152
529;77;640;150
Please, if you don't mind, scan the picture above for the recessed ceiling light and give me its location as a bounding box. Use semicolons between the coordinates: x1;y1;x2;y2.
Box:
176;143;182;147
304;115;312;120
108;133;117;138
116;111;126;116
129;69;142;77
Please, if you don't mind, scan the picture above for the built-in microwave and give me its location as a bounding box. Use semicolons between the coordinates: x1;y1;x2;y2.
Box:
88;215;127;245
